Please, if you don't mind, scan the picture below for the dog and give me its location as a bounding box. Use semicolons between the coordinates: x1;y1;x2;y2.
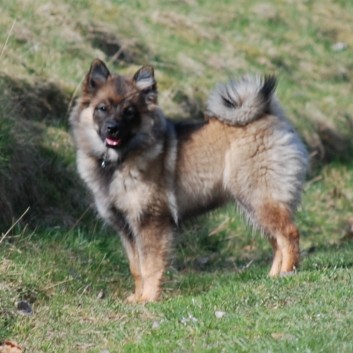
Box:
69;59;308;303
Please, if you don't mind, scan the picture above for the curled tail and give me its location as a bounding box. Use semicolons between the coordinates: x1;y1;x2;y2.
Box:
206;75;277;126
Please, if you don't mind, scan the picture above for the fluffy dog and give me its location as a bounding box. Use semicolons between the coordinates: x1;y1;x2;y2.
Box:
70;59;308;303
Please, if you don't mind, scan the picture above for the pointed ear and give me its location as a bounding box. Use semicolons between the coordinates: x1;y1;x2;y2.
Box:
133;65;156;90
133;66;157;104
83;59;110;95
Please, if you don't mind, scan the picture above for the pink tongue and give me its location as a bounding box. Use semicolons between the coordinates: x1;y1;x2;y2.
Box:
105;137;121;146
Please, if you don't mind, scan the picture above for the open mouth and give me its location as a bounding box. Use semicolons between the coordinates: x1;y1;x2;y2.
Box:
105;136;122;147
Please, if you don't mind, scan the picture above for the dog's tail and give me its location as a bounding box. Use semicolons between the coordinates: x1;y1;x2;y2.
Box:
206;75;277;126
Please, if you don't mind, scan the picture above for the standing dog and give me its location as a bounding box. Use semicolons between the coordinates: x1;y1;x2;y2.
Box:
70;59;308;303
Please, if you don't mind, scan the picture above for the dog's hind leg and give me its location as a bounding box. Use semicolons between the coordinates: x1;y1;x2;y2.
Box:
268;237;283;277
256;201;300;276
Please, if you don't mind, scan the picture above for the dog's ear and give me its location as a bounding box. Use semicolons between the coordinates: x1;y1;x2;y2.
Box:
133;66;157;104
83;59;110;95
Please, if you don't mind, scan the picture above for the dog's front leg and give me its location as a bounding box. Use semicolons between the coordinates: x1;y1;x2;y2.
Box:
132;217;173;303
120;235;143;303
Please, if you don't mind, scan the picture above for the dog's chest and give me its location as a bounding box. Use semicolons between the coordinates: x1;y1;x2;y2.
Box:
108;165;153;221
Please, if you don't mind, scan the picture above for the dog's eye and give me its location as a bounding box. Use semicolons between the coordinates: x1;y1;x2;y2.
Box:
123;106;135;118
97;104;108;112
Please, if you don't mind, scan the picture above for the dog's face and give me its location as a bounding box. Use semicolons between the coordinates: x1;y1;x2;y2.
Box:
79;59;158;150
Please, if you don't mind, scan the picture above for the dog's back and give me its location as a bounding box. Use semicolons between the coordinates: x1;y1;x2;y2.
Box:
175;76;308;220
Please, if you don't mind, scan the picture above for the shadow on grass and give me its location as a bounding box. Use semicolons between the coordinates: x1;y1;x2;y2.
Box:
308;113;353;173
0;74;88;231
301;240;353;270
172;209;273;276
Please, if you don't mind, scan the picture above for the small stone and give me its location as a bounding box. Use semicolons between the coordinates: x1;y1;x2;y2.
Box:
331;42;347;52
215;310;226;319
181;314;198;325
97;289;105;299
16;301;32;316
152;321;160;329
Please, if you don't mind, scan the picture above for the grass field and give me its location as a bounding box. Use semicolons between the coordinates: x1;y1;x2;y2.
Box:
1;0;353;352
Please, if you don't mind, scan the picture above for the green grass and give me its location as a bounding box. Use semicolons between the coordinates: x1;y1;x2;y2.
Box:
1;163;353;352
1;214;353;352
1;0;353;351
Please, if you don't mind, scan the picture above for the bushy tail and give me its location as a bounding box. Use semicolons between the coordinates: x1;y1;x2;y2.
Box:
206;75;277;126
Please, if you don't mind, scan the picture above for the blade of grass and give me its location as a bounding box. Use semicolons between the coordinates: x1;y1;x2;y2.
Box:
0;207;30;244
0;20;16;59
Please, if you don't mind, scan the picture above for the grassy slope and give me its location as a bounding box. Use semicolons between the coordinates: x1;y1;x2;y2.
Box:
1;0;353;352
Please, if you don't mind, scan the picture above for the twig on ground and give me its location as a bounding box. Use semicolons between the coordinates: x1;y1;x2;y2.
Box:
0;207;30;245
69;206;91;232
43;277;74;291
66;74;85;118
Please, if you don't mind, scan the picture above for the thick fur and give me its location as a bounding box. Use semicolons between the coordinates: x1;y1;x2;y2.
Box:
70;59;308;303
206;75;277;126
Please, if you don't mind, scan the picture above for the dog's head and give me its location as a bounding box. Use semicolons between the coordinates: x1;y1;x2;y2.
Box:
85;59;158;149
71;59;162;156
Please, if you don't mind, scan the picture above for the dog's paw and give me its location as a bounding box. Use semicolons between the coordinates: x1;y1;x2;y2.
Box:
138;294;159;304
126;293;140;304
279;270;296;277
126;291;159;304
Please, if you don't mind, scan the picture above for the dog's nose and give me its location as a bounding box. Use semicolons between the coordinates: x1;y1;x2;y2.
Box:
106;121;119;134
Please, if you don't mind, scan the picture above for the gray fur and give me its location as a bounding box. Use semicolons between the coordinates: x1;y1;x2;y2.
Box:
206;75;277;126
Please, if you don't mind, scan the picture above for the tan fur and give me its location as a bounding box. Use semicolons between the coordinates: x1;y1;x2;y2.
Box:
70;59;308;303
